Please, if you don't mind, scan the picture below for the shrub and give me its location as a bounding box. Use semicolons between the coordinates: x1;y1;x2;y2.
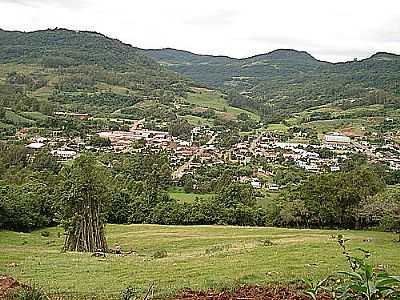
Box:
152;249;168;259
120;285;137;300
9;285;48;300
40;231;50;238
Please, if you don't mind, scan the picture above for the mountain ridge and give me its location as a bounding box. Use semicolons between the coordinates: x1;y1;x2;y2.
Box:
140;46;399;64
0;27;399;127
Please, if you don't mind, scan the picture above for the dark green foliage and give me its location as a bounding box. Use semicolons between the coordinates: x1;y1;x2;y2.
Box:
120;286;137;300
216;182;256;208
89;134;112;148
0;183;54;232
385;170;400;185
168;119;193;140
0;143;58;232
152;249;168;259
58;154;110;252
7;71;47;91
30;150;61;174
278;166;385;228
0;142;29;173
357;187;400;234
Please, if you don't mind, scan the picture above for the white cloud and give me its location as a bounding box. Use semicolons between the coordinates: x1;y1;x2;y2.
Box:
0;0;399;62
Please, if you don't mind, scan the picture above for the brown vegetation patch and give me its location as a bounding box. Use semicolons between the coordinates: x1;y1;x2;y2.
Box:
0;275;22;298
170;285;332;300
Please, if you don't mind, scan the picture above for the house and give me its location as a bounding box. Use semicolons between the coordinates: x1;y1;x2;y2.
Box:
268;183;280;192
51;149;77;160
250;178;262;189
330;165;340;172
324;133;351;147
26;142;45;150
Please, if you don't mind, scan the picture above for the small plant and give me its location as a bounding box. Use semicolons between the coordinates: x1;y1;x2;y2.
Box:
40;231;50;238
303;235;400;300
303;277;330;300
334;234;400;300
262;238;274;246
205;245;227;255
152;249;168;259
120;285;137;300
9;285;48;300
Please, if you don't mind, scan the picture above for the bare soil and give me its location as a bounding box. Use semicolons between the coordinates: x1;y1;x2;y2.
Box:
0;275;22;299
169;285;332;300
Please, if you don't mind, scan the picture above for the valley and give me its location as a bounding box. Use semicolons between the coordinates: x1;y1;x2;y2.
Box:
1;27;400;300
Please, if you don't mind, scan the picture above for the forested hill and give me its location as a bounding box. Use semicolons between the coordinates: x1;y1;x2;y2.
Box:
141;47;400;122
0;28;159;70
0;28;191;130
139;48;327;87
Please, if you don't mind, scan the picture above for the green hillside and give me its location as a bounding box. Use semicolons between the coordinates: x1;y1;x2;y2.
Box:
142;48;400;125
1;29;399;137
0;29;265;136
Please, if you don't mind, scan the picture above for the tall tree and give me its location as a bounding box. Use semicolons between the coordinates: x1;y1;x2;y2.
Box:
59;154;110;252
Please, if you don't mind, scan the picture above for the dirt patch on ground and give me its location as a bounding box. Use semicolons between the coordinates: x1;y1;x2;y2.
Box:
170;285;332;300
0;275;22;299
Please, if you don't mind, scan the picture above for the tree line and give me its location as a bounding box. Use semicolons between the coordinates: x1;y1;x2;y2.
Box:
0;143;399;234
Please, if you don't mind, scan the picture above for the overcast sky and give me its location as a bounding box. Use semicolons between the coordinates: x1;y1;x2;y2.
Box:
0;0;399;62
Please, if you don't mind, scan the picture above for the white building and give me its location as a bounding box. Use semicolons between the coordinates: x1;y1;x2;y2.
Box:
51;149;77;160
251;178;262;189
26;142;45;150
324;133;351;147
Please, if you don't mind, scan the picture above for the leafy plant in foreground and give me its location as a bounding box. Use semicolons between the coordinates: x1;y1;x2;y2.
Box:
334;234;400;300
304;235;400;300
303;277;331;300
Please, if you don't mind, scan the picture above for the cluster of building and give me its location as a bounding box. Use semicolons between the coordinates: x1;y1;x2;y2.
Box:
20;115;400;191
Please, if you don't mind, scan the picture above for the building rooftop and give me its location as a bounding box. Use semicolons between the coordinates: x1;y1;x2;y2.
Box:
324;134;351;143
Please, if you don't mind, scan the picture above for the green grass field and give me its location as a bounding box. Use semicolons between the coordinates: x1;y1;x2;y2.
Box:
4;110;36;126
168;191;214;203
187;89;260;121
181;115;213;127
264;123;289;133
0;225;399;298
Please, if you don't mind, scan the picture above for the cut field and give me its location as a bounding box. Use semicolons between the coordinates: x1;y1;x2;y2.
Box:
0;225;399;299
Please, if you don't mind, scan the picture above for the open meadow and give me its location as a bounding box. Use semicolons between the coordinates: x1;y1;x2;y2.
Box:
0;225;399;298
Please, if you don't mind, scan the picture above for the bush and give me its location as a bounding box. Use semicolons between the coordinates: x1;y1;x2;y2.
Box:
0;184;54;232
120;285;137;300
40;231;50;238
152;249;168;259
9;286;48;300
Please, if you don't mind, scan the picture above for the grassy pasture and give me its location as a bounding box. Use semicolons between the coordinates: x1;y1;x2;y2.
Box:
4;110;36;126
187;89;260;121
0;225;399;298
19;111;49;122
181;115;213;127
168;191;215;203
